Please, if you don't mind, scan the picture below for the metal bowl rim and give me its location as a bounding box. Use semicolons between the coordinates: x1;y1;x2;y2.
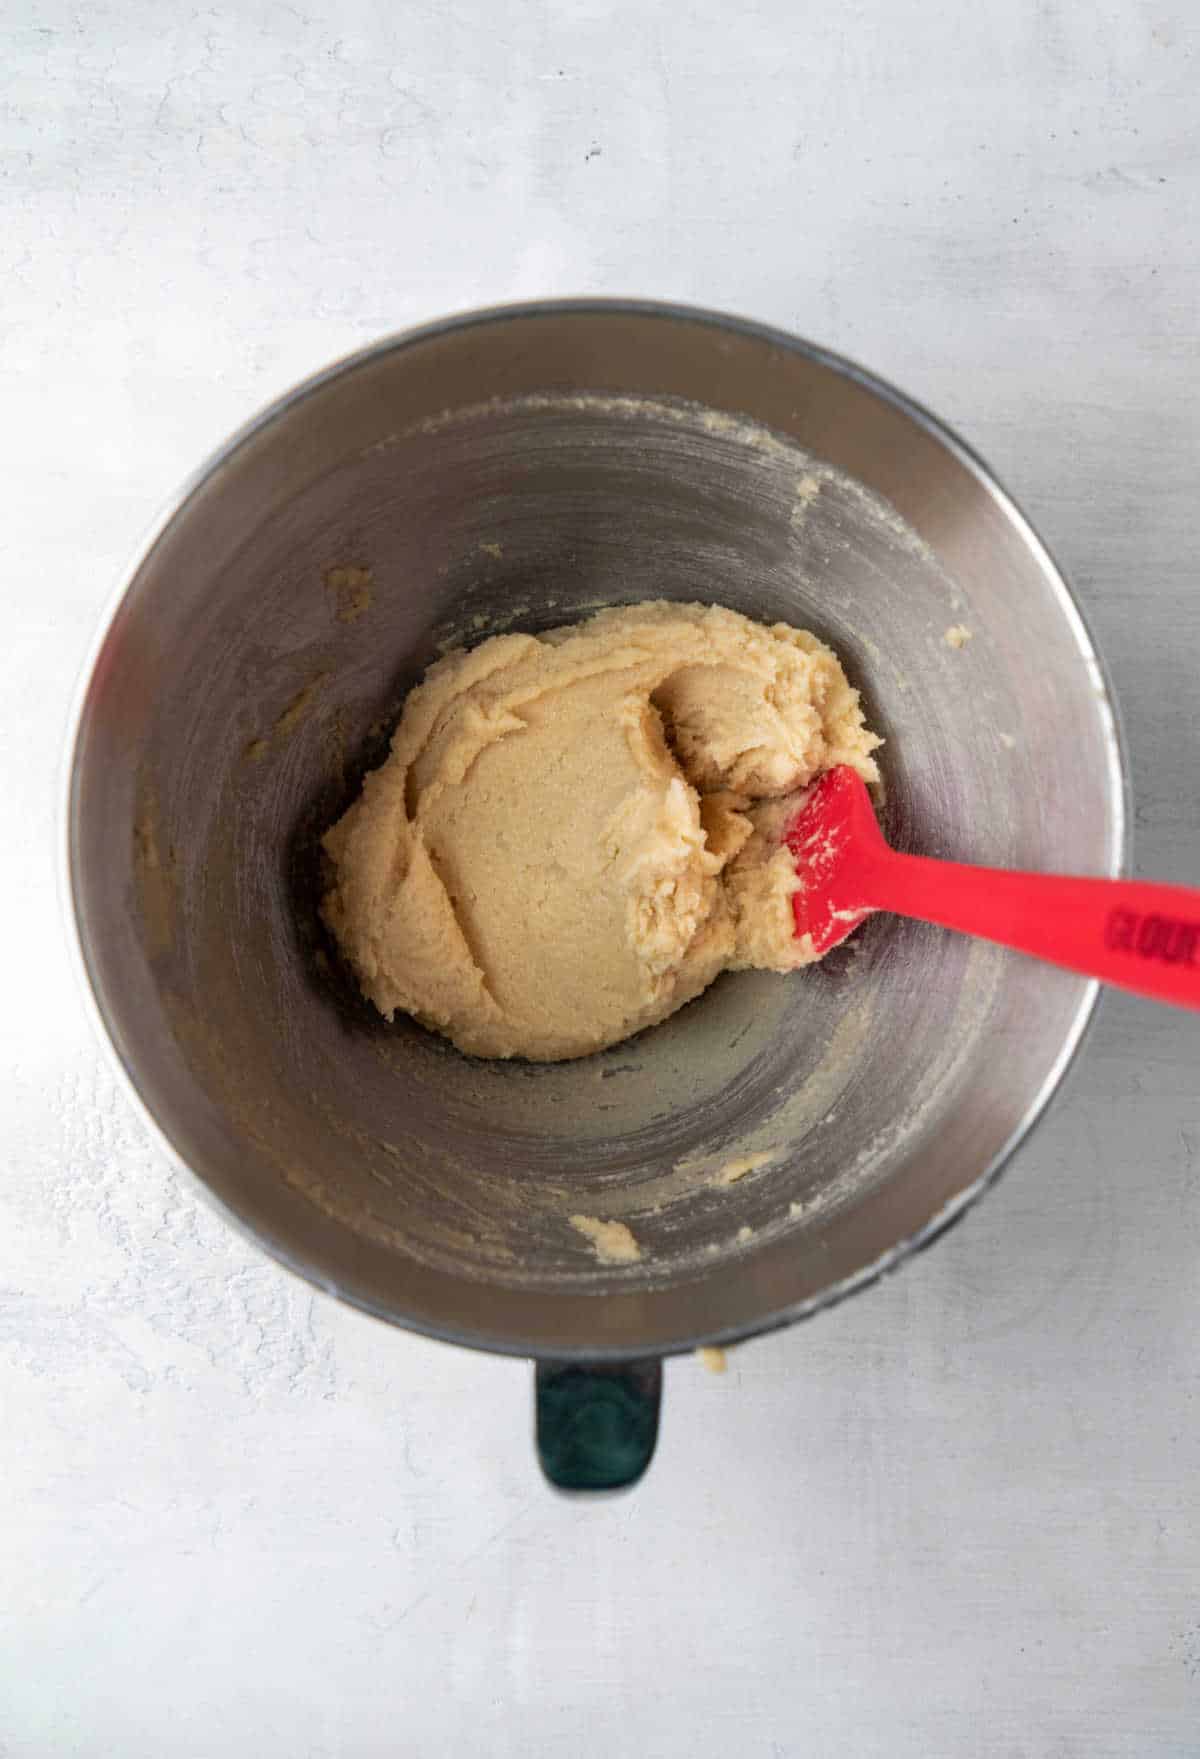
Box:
61;296;1132;1360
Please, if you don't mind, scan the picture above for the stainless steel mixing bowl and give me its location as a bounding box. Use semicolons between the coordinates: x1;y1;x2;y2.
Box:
67;301;1126;1487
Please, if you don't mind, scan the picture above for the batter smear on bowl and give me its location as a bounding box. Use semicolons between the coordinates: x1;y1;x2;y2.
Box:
322;601;880;1060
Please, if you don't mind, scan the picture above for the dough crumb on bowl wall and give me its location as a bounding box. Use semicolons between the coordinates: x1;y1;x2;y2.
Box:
570;1214;642;1264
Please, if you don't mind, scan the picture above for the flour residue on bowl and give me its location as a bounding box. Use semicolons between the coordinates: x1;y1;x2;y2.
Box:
324;564;373;624
244;673;330;762
132;781;178;957
675;1147;778;1187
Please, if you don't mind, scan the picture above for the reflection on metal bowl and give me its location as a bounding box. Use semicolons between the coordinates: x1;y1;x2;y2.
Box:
67;302;1126;1484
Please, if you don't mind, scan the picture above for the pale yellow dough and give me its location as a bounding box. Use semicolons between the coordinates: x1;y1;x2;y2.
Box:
322;601;880;1061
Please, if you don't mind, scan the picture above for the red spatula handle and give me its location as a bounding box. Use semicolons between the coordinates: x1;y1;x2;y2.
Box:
870;851;1200;1010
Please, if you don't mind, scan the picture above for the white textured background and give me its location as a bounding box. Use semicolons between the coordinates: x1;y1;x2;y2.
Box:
4;2;1200;1754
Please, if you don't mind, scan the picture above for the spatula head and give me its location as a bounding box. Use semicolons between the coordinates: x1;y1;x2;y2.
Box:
783;765;885;956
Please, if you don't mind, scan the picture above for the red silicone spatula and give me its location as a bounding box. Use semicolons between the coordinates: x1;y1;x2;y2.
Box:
786;765;1200;1010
